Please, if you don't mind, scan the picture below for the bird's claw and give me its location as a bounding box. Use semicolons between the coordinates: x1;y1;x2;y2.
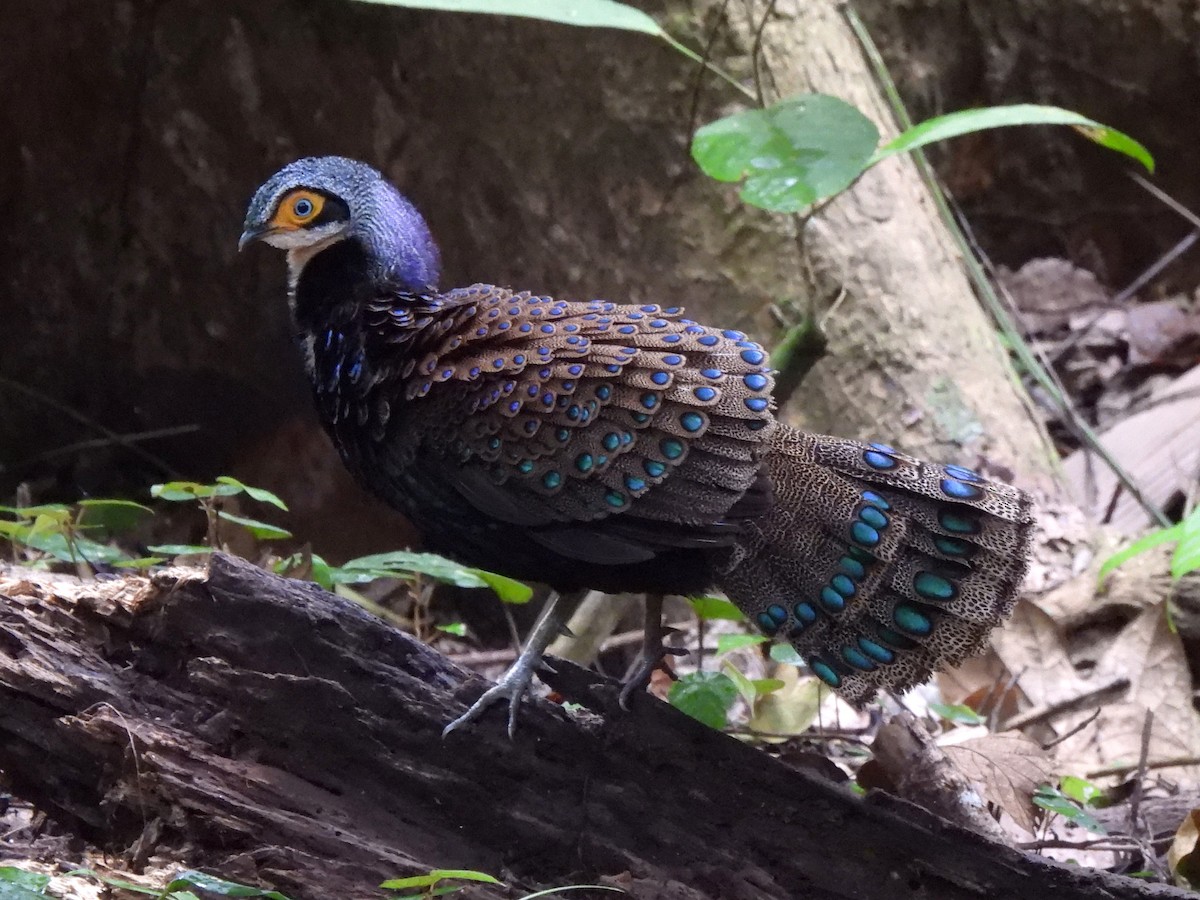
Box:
618;639;682;711
443;668;536;739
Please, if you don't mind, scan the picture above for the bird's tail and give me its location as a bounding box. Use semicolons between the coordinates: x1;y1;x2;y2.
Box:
715;427;1034;704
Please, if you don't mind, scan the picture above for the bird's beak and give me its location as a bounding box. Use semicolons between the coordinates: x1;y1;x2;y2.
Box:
238;226;270;251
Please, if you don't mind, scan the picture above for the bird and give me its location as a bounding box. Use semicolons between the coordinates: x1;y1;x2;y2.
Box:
240;156;1035;736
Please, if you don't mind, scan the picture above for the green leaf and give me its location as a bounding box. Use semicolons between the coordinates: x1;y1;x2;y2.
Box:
768;643;804;665
749;677;785;697
28;510;72;536
437;622;467;637
339;550;530;602
217;511;293;541
151;481;217;502
0;520;30;538
308;555;336;590
715;633;767;654
77;499;154;512
77;499;154;534
381;870;502;890
160;870;293;899
0;883;49;899
1171;507;1200;579
1033;785;1107;834
274;552;337;590
147;544;215;556
64;869;159;896
692;94;880;212
468;568;534;604
722;658;758;706
1098;522;1183;583
6;527;129;565
0;867;51;895
873;104;1154;173
112;556;167;568
688;595;744;622
668;671;738;730
0;504;71;519
215;476;289;511
1059;775;1103;807
352;0;662;36
929;702;984;726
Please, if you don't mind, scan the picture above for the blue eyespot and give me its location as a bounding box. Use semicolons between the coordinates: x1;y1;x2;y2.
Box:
293;197;314;218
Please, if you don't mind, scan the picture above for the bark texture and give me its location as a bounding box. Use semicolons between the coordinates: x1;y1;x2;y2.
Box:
0;556;1185;900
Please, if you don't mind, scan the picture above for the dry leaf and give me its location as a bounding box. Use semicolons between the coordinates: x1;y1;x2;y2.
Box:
1054;605;1200;782
748;663;822;738
1168;808;1200;889
998;258;1110;334
1063;363;1200;533
936;650;1010;708
943;731;1055;833
1127;299;1200;368
990;599;1085;707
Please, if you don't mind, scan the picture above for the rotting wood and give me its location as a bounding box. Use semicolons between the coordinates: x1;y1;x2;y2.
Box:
0;555;1188;900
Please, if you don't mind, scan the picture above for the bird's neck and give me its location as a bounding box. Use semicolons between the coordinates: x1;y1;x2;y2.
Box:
288;238;373;332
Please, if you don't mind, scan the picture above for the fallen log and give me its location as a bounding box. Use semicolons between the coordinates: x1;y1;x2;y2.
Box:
0;555;1183;899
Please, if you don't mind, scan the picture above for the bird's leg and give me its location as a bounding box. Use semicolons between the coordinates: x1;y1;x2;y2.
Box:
443;588;587;738
619;593;685;709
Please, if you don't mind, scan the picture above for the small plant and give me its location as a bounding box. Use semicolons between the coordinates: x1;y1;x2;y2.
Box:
1033;777;1107;834
273;549;532;604
381;868;624;899
68;867;292;899
0;865;52;898
381;869;502;899
149;476;291;555
1099;505;1200;584
0;499;152;573
665;597;792;731
930;702;985;726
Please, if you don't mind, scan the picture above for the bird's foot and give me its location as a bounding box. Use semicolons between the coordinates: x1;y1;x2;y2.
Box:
618;614;686;710
442;658;543;739
442;588;586;738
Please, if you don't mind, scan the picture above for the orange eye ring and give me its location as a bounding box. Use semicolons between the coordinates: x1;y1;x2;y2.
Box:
270;189;325;229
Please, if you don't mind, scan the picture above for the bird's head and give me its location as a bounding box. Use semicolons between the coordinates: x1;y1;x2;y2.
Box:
240;156;440;292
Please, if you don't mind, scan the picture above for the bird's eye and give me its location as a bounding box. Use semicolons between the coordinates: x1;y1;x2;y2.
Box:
268;190;326;230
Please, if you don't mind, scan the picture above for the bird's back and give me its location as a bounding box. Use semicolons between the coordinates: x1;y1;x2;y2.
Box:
298;274;779;593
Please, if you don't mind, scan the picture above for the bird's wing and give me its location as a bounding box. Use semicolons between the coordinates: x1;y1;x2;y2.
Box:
368;285;777;550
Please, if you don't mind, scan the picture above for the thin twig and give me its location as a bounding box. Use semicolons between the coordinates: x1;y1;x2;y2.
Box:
1041;707;1102;751
1046;226;1198;368
1019;836;1142;852
9;424;201;471
684;0;740;146
749;0;779;108
1129;171;1200;230
1087;754;1200;779
0;374;181;477
1000;677;1128;732
1127;709;1153;849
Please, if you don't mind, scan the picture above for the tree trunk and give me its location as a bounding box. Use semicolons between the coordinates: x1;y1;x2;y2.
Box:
0;556;1181;900
720;1;1055;488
